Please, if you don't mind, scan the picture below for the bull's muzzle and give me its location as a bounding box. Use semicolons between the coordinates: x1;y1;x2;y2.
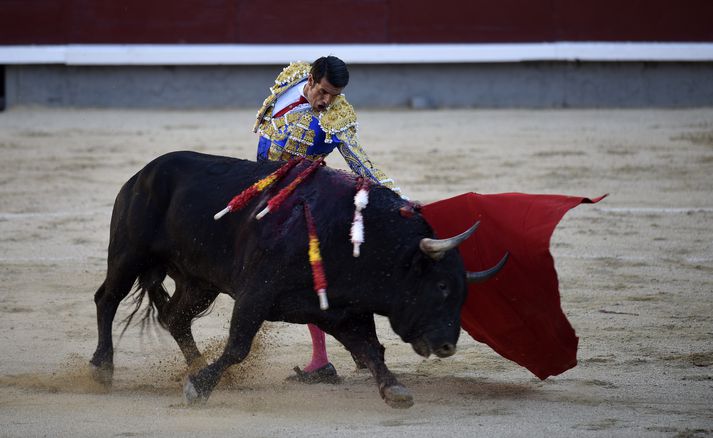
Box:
411;337;457;358
434;342;456;357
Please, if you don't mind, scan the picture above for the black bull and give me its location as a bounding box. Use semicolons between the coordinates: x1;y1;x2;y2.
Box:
90;151;502;408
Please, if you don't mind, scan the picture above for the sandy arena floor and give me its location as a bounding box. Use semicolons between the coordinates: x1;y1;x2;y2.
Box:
0;108;712;437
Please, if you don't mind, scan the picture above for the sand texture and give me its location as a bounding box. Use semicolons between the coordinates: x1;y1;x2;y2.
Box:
0;108;712;437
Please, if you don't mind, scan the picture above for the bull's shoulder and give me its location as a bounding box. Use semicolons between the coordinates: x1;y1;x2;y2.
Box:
313;165;408;209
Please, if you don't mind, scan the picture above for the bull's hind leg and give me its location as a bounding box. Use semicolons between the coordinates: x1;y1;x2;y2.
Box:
162;281;219;370
183;292;271;404
89;256;142;387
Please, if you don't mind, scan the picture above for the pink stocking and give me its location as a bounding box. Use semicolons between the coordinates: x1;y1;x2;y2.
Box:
303;324;329;372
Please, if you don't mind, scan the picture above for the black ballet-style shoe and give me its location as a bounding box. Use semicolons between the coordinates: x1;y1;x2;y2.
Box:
286;363;342;384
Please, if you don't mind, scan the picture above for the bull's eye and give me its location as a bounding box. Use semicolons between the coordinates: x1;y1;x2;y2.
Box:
437;281;450;298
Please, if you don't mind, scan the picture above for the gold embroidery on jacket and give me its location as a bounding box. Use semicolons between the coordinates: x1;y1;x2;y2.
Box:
253;62;311;133
254;62;398;193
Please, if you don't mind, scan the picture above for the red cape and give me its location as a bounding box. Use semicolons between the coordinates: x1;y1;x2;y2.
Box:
421;192;606;380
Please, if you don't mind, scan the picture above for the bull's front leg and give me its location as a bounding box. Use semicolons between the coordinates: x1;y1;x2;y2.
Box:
330;314;413;409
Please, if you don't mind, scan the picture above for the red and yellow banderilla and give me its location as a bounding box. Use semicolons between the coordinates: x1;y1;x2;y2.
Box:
256;158;324;220
214;158;303;220
303;201;329;310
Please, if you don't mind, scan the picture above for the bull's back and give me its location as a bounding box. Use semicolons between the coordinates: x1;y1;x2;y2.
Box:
134;151;266;195
108;152;268;255
110;150;404;262
108;150;414;294
120;151;276;210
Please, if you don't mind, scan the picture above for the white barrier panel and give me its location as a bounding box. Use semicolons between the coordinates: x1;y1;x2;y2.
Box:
1;42;713;65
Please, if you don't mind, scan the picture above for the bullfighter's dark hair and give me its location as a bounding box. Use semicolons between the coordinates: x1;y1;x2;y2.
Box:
311;56;349;88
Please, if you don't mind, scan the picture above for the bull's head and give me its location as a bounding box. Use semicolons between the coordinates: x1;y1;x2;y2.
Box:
389;222;508;359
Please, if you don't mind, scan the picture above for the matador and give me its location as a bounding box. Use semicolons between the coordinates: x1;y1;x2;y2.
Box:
253;56;400;383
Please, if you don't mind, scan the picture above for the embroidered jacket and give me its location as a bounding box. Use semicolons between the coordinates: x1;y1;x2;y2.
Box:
253;62;398;192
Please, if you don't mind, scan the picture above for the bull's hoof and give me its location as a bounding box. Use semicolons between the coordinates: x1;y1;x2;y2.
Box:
183;376;208;405
382;385;414;409
90;362;114;388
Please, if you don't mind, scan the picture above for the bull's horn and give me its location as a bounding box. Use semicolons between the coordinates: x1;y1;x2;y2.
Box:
467;252;510;283
419;221;480;260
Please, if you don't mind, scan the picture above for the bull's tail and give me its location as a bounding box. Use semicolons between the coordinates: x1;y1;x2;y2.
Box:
119;267;171;338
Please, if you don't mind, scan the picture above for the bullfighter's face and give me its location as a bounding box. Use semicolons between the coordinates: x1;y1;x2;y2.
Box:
303;75;343;112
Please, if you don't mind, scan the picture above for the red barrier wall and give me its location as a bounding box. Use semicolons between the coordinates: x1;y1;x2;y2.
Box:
2;0;712;44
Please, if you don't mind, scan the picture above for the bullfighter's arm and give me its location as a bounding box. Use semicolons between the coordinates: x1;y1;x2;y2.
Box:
335;128;402;195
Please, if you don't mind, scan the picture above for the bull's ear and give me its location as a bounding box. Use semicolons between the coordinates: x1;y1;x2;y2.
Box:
399;206;416;218
398;201;423;218
407;248;432;276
